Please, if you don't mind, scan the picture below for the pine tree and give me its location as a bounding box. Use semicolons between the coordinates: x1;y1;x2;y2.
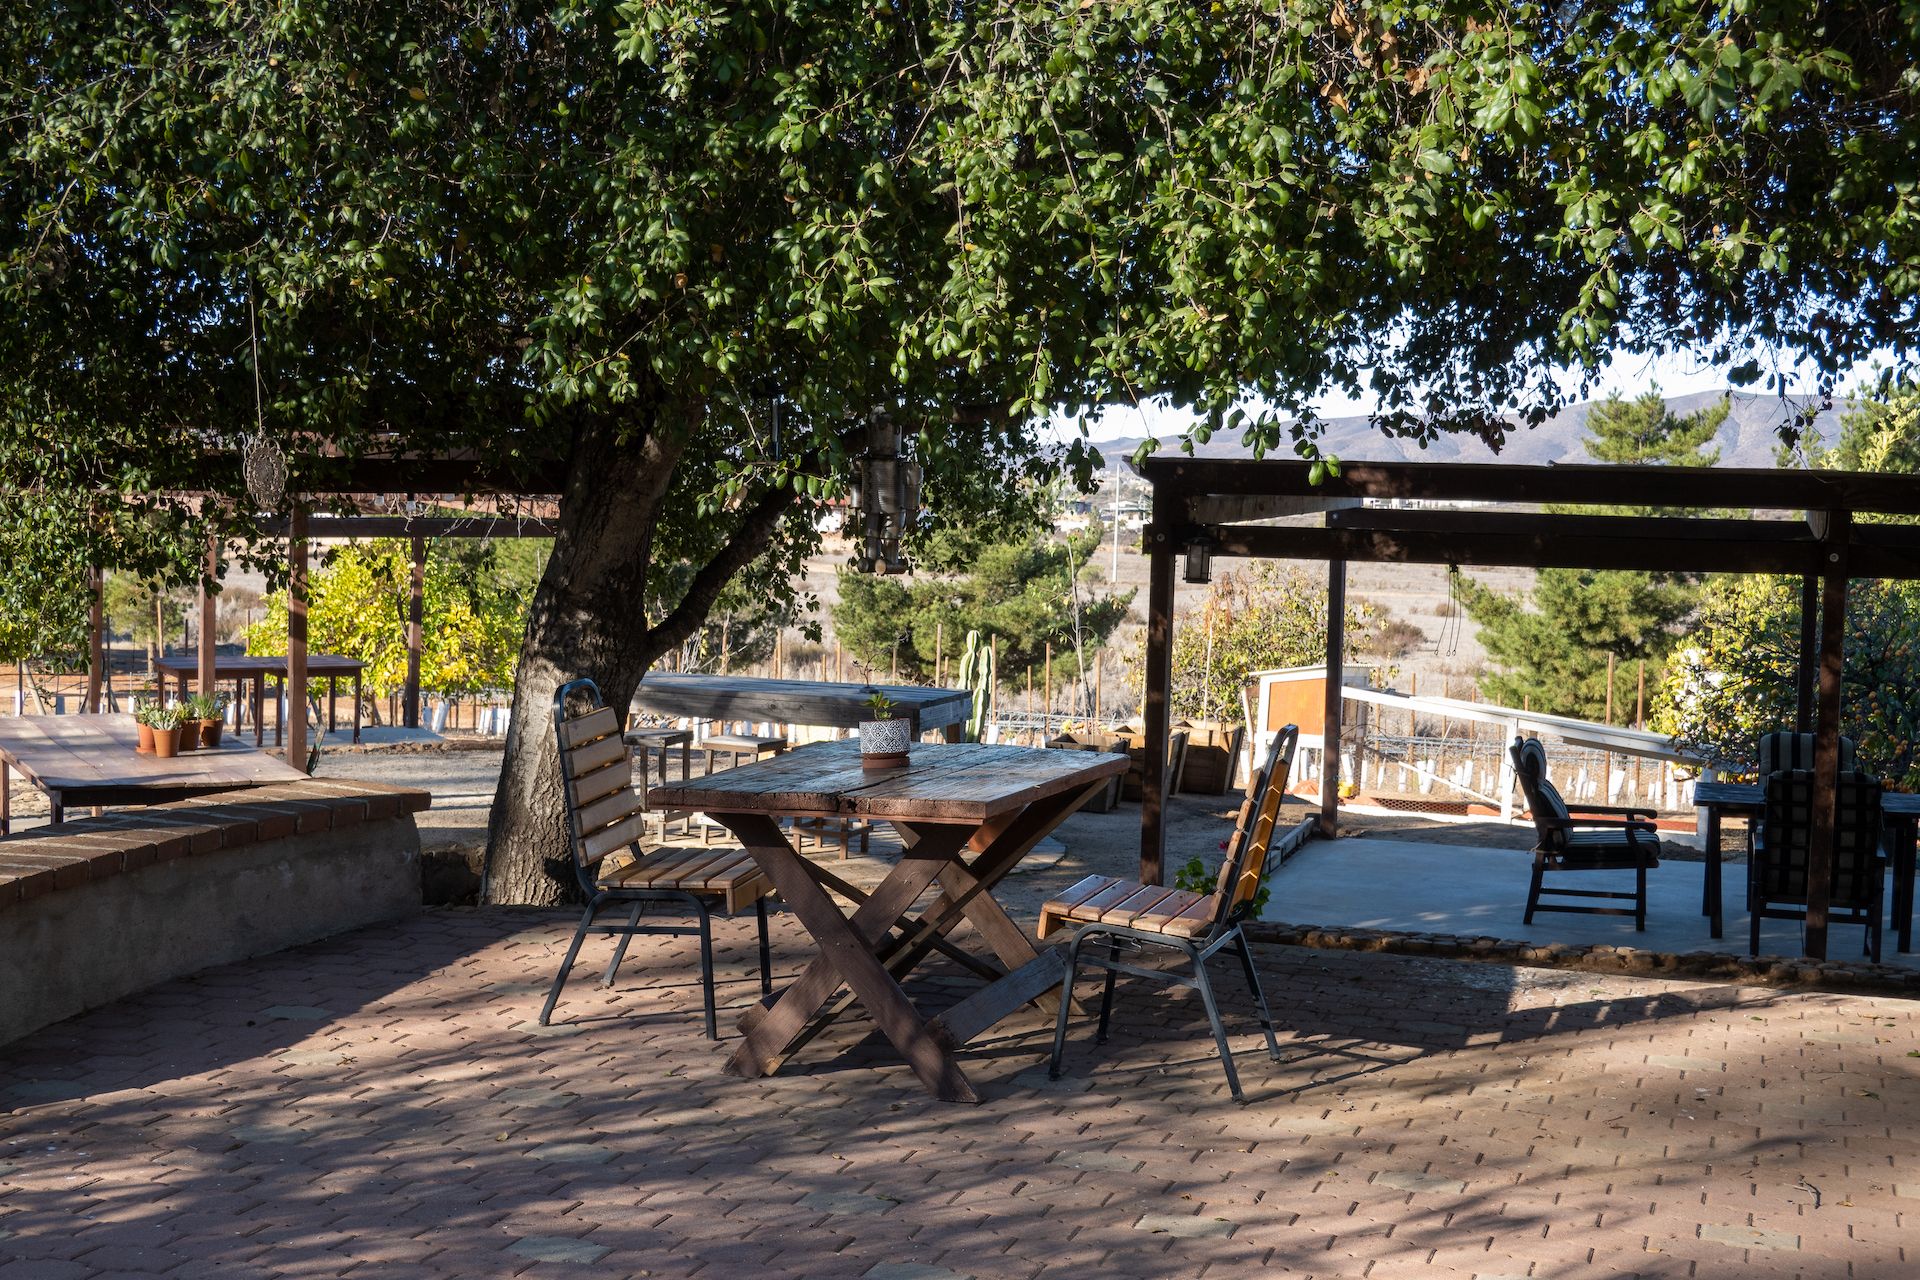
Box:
1463;391;1729;720
1582;391;1726;469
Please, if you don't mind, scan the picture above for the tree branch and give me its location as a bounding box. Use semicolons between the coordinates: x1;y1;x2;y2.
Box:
645;482;797;657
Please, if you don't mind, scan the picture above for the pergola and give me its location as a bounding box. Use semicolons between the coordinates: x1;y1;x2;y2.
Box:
1135;457;1920;960
82;456;564;760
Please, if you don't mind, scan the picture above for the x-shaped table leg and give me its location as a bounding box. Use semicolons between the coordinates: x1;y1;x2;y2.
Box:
721;813;980;1101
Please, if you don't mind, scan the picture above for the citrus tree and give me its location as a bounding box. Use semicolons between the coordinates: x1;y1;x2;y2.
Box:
1655;575;1920;789
246;540;537;700
1170;564;1383;723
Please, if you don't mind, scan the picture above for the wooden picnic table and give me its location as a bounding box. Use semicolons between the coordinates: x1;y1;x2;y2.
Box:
1694;780;1920;950
651;739;1127;1103
155;653;366;746
0;714;312;834
631;673;973;737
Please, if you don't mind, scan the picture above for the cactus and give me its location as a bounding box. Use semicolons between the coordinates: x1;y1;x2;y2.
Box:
958;629;995;742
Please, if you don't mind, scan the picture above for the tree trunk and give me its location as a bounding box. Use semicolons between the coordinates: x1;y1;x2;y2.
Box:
481;411;685;906
481;399;812;906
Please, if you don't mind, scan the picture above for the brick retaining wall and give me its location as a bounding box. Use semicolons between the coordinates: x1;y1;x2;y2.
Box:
0;781;430;1045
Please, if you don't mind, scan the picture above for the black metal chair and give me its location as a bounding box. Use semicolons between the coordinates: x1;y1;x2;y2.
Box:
1747;732;1858;899
1040;726;1298;1102
1510;736;1661;930
1755;730;1857;778
541;679;774;1036
1752;768;1886;961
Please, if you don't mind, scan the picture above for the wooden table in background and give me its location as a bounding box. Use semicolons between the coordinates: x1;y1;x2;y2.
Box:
632;674;973;738
652;740;1127;1103
1694;780;1920;951
0;714;311;833
155;654;366;746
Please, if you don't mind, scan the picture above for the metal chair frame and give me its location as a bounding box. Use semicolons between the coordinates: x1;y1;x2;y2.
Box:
1048;727;1297;1103
541;679;772;1038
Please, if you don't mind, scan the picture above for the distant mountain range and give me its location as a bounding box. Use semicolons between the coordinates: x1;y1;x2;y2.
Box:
1085;390;1847;472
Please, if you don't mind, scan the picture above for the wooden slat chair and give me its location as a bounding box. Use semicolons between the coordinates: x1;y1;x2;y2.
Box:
541;680;775;1037
1510;736;1661;930
1752;768;1886;961
1040;725;1299;1102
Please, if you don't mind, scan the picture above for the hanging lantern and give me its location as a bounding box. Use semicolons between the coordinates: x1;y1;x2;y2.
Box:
847;410;920;574
1183;533;1216;584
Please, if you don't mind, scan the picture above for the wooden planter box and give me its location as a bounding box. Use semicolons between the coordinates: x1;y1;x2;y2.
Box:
1173;720;1246;796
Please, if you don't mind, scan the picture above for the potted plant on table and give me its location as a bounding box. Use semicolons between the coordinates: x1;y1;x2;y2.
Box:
186;693;226;748
148;705;186;760
858;690;913;770
133;703;160;754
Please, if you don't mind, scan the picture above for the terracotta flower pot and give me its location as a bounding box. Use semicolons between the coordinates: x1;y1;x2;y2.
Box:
136;722;155;754
200;719;224;749
152;726;181;759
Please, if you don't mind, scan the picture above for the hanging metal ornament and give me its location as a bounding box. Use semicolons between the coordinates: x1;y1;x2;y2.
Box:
242;434;288;511
846;410;920;575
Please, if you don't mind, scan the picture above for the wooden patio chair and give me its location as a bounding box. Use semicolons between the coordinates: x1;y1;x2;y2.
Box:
1752;768;1886;961
1509;736;1660;929
1040;725;1298;1102
541;679;775;1037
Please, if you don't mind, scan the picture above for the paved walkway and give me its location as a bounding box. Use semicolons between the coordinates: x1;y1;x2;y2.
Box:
2;909;1916;1279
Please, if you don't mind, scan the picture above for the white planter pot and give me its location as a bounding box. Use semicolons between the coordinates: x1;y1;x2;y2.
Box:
858;717;912;756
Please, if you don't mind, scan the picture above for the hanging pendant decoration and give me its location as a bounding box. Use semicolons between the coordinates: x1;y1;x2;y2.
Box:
241;433;287;510
846;410;920;575
242;434;288;511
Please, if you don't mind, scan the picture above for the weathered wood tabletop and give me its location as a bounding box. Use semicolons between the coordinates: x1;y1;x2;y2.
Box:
155;653;367;746
653;740;1127;1103
632;674;973;735
0;714;311;832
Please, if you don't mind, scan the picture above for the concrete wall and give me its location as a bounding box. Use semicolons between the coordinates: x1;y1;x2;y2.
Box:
0;817;419;1047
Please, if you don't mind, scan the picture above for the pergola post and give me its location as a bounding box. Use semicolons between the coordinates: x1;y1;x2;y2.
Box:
1139;497;1179;886
287;506;309;771
1796;573;1818;732
1804;514;1850;960
404;532;425;729
86;568;104;713
1319;558;1346;837
197;535;218;699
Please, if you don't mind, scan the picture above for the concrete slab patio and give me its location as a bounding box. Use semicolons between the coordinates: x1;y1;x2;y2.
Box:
2;907;1916;1279
1261;836;1919;970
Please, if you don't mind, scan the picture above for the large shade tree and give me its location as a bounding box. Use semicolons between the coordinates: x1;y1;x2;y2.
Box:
4;2;1917;902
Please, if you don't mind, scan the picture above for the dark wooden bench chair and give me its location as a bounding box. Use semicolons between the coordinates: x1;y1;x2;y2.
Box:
1753;768;1886;961
1510;736;1660;930
541;680;775;1037
1039;725;1298;1102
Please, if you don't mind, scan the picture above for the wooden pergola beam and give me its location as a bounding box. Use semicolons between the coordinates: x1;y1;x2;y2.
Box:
1142;457;1920;516
258;515;558;538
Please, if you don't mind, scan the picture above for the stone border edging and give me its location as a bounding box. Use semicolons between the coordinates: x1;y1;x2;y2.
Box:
1247;919;1920;997
0;780;432;911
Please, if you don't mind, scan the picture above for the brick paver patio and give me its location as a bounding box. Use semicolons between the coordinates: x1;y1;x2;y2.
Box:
1;907;1914;1278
